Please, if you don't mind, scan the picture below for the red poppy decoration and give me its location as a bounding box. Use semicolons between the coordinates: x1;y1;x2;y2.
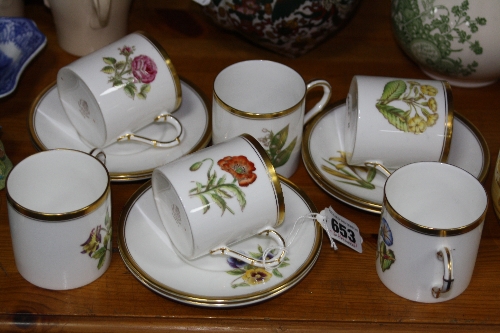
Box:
217;155;257;187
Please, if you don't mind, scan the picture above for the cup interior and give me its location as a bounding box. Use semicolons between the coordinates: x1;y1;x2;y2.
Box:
214;60;305;114
385;162;487;230
7;150;109;215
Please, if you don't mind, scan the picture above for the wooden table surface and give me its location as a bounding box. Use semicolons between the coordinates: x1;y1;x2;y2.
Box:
1;0;500;331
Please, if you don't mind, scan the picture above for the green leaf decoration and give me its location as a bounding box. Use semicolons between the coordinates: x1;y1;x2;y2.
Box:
124;83;137;100
115;61;126;71
380;80;406;103
379;241;396;272
376;104;409;132
141;84;151;94
92;247;106;260
279;261;290;268
217;174;226;186
273;268;283;278
102;57;116;65
366;166;377;183
249;251;261;259
272;136;297;168
219;184;246;211
101;66;115;74
269;125;289;156
97;254;106;269
137;93;146;100
232;282;250;289
199;195;210;214
216;188;232;199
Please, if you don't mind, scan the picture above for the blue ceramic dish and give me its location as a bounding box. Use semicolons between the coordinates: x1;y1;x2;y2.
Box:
0;17;47;98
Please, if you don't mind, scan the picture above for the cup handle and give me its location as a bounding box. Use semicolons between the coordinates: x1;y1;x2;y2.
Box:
116;114;183;148
431;247;454;298
303;79;332;125
91;0;111;28
364;162;392;177
209;228;287;268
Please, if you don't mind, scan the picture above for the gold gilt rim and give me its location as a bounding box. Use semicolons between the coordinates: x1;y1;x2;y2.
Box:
384;177;487;237
27;79;212;182
440;80;454;164
135;31;182;112
6;149;111;221
117;177;322;307
239;133;285;227
301;100;490;215
213;62;306;120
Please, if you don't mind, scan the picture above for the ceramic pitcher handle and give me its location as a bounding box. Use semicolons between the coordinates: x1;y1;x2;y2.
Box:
116;114;183;148
210;229;287;268
92;0;111;28
432;247;454;298
303;79;332;125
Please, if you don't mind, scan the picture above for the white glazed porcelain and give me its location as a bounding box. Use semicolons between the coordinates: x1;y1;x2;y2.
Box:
57;32;182;149
29;81;210;181
392;0;500;88
376;162;487;303
152;135;286;266
302;102;489;213
345;75;453;170
118;177;322;307
6;149;112;290
212;60;331;178
44;0;132;56
29;81;211;182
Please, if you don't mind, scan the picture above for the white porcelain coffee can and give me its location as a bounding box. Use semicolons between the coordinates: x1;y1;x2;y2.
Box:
376;162;487;302
212;60;331;177
57;32;182;149
6;149;112;290
345;75;454;170
152;134;287;267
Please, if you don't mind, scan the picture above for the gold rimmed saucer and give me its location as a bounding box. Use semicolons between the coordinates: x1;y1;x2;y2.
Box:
302;101;489;214
117;176;322;308
28;79;211;182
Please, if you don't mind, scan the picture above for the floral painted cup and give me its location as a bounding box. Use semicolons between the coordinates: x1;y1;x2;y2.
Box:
212;60;331;178
5;149;112;290
57;31;183;150
344;75;454;170
152;134;287;267
376;162;487;302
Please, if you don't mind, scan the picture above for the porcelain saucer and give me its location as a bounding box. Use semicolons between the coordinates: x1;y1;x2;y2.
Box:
118;177;322;308
28;80;211;181
302;101;490;214
0;17;47;98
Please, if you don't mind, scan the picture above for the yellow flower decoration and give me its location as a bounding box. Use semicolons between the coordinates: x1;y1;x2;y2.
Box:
241;268;272;285
408;114;427;134
426;113;439;126
420;85;438;96
428;97;437;112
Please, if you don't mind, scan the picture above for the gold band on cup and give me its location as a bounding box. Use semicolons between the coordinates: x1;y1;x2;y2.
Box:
440;80;454;163
213;90;305;120
6;149;111;222
135;31;182;113
240;134;285;227
383;192;486;237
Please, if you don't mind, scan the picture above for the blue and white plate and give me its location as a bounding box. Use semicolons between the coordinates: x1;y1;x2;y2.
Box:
0;17;47;98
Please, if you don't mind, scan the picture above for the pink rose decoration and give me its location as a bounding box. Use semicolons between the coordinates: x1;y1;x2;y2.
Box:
131;55;158;84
